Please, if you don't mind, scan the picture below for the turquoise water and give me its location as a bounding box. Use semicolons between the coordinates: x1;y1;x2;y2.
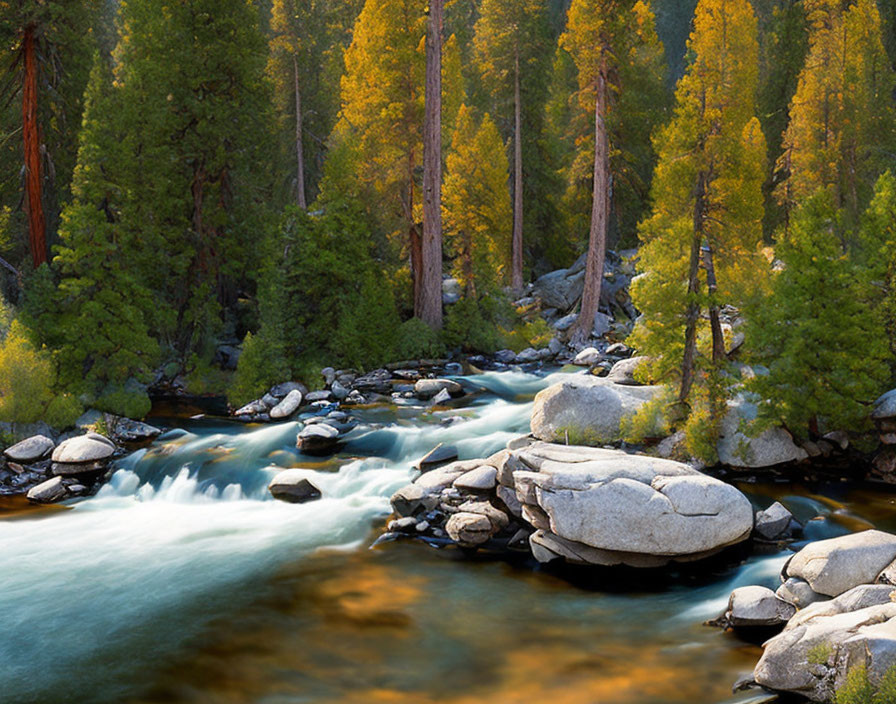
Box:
0;369;890;704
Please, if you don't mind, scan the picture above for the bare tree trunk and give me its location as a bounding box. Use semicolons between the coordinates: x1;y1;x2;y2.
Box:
679;171;707;404
701;239;725;362
418;0;443;328
293;54;307;210
510;50;524;292
409;149;422;314
570;62;609;344
22;24;46;268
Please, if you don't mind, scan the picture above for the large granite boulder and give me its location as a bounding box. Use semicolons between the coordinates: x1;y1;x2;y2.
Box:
717;396;808;468
753;585;896;702
530;375;662;445
513;442;753;565
414;378;463;400
783;530;896;597
605;356;647;385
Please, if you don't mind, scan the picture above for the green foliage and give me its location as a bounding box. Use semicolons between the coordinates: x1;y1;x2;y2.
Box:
834;664;896;704
621;386;673;443
443;297;503;354
808;642;834;666
95;386;152;420
500;316;553;353
229;332;285;408
747;192;891;438
443;105;512;295
777;0;896;227
394;318;445;361
332;274;401;370
44;393;84;429
682;372;727;464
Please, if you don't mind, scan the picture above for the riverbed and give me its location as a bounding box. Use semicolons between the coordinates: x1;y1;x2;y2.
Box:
2;369;894;703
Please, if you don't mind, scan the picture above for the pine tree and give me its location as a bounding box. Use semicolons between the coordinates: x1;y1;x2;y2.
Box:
473;0;551;292
777;0;896;227
443;105;512;297
748;192;890;437
631;0;768;411
48;56;159;407
267;0;362;209
331;0;426;307
109;0;274;366
857;170;896;362
561;0;667;343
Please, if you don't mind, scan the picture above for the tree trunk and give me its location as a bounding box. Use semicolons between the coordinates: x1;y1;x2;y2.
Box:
679;171;707;404
418;0;443;328
409;149;422;314
510;49;524;292
22;24;46;268
293;54;307;210
570;62;609;345
701;239;725;362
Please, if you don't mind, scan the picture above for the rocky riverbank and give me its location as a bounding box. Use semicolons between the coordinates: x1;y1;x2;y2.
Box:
721;529;896;702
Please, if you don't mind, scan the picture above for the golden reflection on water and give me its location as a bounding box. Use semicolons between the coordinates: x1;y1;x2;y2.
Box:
126;542;762;704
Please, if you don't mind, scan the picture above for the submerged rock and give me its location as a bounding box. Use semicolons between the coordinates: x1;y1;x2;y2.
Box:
296;423;340;453
414;378;463;399
530;375;661;445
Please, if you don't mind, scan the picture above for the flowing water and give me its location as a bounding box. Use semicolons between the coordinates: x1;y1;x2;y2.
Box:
2;369;896;704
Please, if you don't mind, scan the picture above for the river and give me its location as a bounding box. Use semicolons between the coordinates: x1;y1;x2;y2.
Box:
2;369;894;703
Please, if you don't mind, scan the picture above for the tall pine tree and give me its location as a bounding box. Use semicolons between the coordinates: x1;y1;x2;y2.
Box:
631;0;767;419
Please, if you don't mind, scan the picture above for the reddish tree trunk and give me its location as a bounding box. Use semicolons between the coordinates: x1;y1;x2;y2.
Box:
570;62;609;344
293;54;307;210
510;50;524;292
419;0;443;328
22;24;46;268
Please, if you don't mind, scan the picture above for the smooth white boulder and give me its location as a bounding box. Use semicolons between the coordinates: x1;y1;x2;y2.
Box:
724;586;795;627
270;389;303;419
784;530;896;597
267;470;321;503
26;476;67;503
414;378;462;399
513;442;753;559
51;434;115;464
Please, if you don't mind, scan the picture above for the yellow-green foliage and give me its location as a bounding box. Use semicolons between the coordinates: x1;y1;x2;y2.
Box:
443;105;511;295
778;0;895;225
500;318;553;353
621;387;673;443
808;642;834;666
836;663;896;704
0;320;81;427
